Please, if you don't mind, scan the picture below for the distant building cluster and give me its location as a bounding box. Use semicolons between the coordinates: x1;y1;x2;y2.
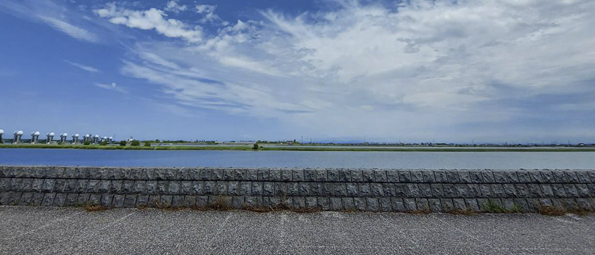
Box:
0;129;113;145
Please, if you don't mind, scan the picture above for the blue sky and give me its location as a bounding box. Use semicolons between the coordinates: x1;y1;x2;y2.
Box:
1;0;595;143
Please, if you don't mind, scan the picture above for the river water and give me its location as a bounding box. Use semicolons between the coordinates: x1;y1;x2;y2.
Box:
0;149;594;169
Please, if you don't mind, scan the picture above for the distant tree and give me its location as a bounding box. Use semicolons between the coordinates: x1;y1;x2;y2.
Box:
144;141;151;147
83;141;91;146
119;141;127;146
252;143;259;150
100;140;108;146
131;140;140;146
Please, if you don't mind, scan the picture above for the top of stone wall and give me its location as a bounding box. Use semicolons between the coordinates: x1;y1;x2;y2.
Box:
0;165;593;184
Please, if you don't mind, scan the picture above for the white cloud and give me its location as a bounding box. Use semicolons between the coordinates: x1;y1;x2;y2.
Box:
195;4;219;23
94;0;595;140
94;82;128;94
165;0;187;13
64;60;100;73
0;0;99;43
95;3;203;43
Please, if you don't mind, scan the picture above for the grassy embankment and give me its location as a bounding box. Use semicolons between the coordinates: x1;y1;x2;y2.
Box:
1;144;595;152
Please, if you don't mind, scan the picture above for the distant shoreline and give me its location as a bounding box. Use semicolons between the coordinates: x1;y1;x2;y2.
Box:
1;144;594;152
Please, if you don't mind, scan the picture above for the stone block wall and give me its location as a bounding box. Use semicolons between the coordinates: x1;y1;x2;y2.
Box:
1;166;594;213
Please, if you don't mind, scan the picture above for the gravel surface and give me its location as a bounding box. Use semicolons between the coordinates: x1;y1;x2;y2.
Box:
0;206;593;254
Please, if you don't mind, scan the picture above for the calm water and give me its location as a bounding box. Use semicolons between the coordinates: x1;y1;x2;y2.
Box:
0;149;594;169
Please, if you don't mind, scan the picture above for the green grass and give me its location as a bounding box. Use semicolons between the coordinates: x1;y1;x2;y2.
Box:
1;144;594;152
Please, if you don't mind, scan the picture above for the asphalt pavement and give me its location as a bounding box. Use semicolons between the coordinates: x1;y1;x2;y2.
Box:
0;206;593;254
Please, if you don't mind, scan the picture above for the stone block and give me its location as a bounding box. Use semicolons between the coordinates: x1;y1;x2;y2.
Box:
416;198;429;212
158;195;172;207
529;171;544;183
433;171;447;183
428;199;441;213
100;194;113;207
232;196;244;209
214;182;227;196
274;183;288;196
346;183;358;196
263;182;274;196
441;199;454;212
342;198;355;211
576;198;592;211
234;169;248;181
258;169;270;181
111;180;123;193
270;169;282;182
65;193;79;206
199;168;211;181
527;184;543;197
478;184;492;198
442;184;458;198
354;197;366;211
19;192;33;206
504;171;519;183
552;171;567;183
41;193;56;206
196;196;208;208
328;197;342;210
383;183;396;197
42;179;56;192
362;170;374;182
315;169;327;182
465;199;481;212
336;169;349;182
351;170;363;182
446;171;461;183
292;169;304;182
366;198;379;212
492;171;506;183
89;194;102;206
180;181;192;194
404;198;417;212
287;183;299;196
398;171;412;182
31;193;44;206
306;197;318;209
75;180;88;193
192;181;204;195
502;184;518;197
409;170;423;183
541;185;554;197
317;197;330;210
430;184;444;198
304;169;315;182
387;171;399;183
280;170;292;182
204;181;215;195
123;195;137;208
78;193;90;205
391;198;405;212
421;171;434;183
122;180;134;193
171;195;184;207
357;183;370;197
576;171;591;183
540;171;554;183
19;179;33;192
370;183;383;197
453;199;467;211
455;184;470;198
53;193;66;207
155;181;168;194
515;184;530;197
327;169;339;182
379;198;392;212
575;184;590;197
564;184;579;197
240;182;252;196
516;171;531;183
211;169;224;181
469;171;483;183
374;170;388;182
405;184;420;197
133;195;147;207
513;199;531;212
223;169;234;181
252;182;264;196
111;195;124;207
551;184;567;197
458;171;471;183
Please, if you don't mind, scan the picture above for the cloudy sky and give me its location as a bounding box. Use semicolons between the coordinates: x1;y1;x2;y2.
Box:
1;0;594;143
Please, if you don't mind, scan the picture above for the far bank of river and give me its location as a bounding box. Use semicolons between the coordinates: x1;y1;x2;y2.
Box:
0;144;594;152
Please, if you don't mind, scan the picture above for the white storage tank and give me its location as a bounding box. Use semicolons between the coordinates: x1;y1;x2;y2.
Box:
72;134;80;144
46;132;55;144
0;129;4;144
31;131;40;144
13;130;23;144
60;133;68;144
